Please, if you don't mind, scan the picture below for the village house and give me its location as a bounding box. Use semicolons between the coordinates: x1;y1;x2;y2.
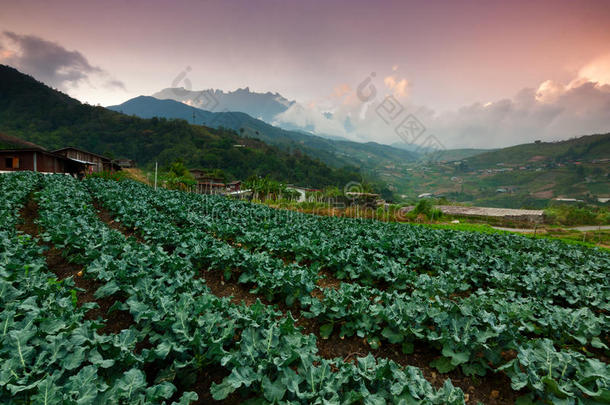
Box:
53;147;119;173
227;180;241;192
195;179;225;194
189;169;211;182
345;192;381;206
189;169;243;195
0;134;122;175
0;147;85;174
116;158;136;168
189;170;225;194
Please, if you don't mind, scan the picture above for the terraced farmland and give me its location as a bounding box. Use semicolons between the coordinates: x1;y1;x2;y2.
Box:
1;172;609;404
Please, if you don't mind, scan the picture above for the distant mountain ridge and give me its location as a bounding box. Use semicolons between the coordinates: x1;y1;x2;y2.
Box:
152;87;294;123
151;86;365;142
0;64;365;189
107;96;419;169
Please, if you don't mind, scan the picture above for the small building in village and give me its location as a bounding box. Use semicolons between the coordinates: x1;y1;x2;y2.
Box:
227;180;241;192
195;179;225;194
286;186;324;202
116;158;136;168
190;171;225;194
0;147;84;174
189;169;208;180
53;147;119;173
345;192;381;207
189;169;242;195
0;133;123;175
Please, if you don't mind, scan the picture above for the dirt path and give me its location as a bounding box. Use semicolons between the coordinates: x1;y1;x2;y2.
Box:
492;225;610;233
567;225;610;232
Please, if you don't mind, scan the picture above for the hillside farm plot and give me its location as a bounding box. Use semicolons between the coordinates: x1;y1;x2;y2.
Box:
1;172;609;404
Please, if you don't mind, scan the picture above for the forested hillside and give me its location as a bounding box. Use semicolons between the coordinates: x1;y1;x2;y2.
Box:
108;95;418;169
462;134;610;169
0;65;362;187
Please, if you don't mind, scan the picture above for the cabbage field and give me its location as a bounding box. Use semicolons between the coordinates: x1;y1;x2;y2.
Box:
1;171;609;404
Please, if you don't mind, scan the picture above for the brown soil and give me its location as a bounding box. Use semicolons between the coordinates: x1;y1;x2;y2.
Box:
293;305;521;405
201;268;261;307
316;269;342;290
183;367;248;405
91;199;250;404
311;269;342;299
532;189;554;199
201;221;411;295
90;195;525;404
17;196;133;334
197;265;522;404
93;200;144;243
15;197;41;236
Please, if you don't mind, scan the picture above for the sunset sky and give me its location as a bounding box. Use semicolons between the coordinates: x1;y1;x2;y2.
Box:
1;0;610;148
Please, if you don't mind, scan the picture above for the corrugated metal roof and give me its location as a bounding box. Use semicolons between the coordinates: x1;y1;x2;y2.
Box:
52;147;111;161
66;157;98;165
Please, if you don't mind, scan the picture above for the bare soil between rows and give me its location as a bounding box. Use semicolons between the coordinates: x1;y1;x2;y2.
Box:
91;198;527;405
91;200;245;404
16;195;133;334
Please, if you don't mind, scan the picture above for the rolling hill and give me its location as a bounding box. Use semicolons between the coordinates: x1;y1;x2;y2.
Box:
390;142;491;161
380;133;610;207
461;134;610;169
107;96;419;169
0;64;365;188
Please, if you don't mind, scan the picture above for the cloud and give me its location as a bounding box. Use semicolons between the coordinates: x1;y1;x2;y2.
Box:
430;81;610;148
535;80;565;103
273;58;610;149
383;75;409;98
535;54;610;105
104;79;127;90
273;103;348;138
0;31;125;91
331;83;351;99
574;53;610;87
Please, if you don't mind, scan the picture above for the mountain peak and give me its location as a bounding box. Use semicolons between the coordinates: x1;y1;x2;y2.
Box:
151;86;294;122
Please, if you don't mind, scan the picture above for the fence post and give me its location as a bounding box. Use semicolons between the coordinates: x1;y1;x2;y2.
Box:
154;161;158;190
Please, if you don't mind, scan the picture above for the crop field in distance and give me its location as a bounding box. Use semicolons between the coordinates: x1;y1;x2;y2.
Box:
1;171;609;404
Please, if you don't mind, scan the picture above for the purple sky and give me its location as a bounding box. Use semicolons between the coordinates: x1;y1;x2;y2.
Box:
1;0;610;147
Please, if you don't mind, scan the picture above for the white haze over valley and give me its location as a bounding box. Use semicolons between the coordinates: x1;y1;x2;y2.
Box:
271;55;610;149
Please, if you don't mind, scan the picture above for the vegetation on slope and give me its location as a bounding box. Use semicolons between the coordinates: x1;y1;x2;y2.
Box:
0;65;363;188
378;133;610;206
107;96;419;170
461;134;610;169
